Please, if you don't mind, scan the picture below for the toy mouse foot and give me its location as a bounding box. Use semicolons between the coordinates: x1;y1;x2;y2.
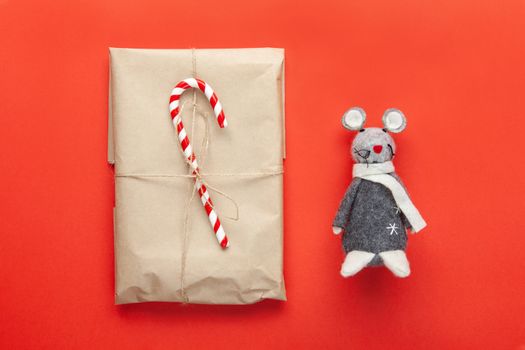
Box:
379;250;411;278
340;251;375;277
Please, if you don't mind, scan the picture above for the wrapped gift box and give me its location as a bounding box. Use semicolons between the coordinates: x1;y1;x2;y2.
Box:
108;48;286;304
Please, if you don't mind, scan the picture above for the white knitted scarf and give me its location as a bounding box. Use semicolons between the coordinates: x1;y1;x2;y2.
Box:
353;161;427;233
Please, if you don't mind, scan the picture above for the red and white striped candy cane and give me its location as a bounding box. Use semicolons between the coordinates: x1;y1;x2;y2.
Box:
169;78;229;248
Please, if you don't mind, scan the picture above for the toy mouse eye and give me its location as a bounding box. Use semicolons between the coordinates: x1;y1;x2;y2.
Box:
382;128;387;133
354;148;371;159
359;129;365;132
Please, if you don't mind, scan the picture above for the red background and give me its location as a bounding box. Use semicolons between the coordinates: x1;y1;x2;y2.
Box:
1;0;525;349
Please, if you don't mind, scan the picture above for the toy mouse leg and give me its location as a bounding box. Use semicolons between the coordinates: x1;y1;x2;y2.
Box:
341;251;375;277
379;250;411;278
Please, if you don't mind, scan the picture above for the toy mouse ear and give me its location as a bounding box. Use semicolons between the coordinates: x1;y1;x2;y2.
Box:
382;108;407;133
342;107;366;131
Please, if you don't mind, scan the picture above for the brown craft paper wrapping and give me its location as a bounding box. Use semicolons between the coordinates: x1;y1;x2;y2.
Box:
108;48;286;304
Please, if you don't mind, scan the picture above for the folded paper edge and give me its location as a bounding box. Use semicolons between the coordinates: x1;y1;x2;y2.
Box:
107;49;115;165
280;49;286;160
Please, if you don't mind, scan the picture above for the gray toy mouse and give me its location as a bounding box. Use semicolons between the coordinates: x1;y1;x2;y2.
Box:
332;107;426;278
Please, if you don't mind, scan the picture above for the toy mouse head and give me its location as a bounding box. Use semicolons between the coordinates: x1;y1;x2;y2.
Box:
342;107;407;164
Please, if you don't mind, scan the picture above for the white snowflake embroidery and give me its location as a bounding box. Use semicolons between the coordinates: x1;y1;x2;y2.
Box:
386;223;399;235
393;206;401;214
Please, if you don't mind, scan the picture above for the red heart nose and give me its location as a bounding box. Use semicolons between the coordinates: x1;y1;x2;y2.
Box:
373;145;383;154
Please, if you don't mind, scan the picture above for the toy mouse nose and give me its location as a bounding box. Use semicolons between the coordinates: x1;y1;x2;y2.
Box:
373;145;383;154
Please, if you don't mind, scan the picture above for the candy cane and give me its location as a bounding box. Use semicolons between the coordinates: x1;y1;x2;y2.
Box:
169;78;229;248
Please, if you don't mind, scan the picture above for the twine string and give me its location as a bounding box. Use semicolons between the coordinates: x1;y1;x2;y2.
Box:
179;48;197;303
178;49;241;303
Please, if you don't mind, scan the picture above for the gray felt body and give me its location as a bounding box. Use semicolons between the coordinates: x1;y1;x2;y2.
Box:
333;172;411;266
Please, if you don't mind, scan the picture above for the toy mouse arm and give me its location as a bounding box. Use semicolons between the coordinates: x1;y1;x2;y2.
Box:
399;212;412;231
389;173;413;231
332;178;362;234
